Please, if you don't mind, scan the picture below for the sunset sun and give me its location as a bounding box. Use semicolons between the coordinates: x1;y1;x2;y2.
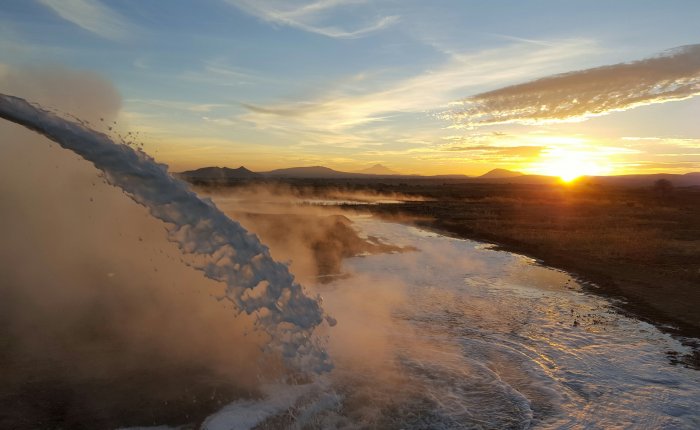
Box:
529;148;612;182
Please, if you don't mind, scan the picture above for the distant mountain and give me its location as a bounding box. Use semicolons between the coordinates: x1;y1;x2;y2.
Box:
431;174;471;179
470;174;559;184
479;168;523;179
263;166;359;178
179;166;260;181
355;164;400;175
178;165;700;187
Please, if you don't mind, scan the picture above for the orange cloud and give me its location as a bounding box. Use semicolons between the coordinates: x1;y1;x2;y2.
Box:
449;44;700;127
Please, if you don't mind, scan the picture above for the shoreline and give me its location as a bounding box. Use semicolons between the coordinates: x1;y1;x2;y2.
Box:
195;179;700;367
403;216;700;368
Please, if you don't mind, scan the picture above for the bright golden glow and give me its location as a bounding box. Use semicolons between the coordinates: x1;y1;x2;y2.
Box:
527;147;612;182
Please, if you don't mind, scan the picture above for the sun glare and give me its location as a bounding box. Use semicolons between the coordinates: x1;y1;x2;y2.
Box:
529;148;611;182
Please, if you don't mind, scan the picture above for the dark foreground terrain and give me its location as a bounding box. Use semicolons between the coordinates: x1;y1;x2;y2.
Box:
201;177;700;347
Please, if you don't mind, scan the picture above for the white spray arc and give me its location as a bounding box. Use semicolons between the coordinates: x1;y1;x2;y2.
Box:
0;93;334;373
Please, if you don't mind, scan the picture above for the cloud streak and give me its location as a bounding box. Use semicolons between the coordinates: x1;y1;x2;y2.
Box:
237;40;599;136
442;144;544;157
449;44;700;127
38;0;133;41
226;0;398;38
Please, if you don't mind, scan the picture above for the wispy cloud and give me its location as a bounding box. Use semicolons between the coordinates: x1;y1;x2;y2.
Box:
226;0;399;38
125;98;228;113
38;0;133;41
448;44;700;127
237;39;598;135
178;59;275;89
442;144;544;158
624;161;700;172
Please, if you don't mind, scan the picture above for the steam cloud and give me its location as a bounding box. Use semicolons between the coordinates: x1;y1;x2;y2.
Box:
0;90;335;369
448;44;700;127
0;65;284;427
0;64;121;124
0;65;336;427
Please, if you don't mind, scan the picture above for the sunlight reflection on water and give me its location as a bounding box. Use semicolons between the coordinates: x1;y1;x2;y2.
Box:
200;217;700;429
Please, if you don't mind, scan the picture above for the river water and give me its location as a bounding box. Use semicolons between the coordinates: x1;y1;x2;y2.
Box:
201;216;700;429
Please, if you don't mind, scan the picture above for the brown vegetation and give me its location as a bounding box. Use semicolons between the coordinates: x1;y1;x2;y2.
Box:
355;180;700;341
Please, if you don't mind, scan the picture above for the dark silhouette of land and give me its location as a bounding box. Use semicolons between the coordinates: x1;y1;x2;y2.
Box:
354;163;400;175
180;166;261;181
179;165;700;187
478;168;524;179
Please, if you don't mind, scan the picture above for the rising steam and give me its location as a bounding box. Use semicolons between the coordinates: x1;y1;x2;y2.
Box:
0;93;333;373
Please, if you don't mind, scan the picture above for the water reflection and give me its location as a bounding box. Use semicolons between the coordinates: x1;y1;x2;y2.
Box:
199;213;700;429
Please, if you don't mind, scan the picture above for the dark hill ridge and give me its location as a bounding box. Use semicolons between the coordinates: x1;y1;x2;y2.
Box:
264;165;405;178
479;168;523;179
263;166;353;178
355;164;400;175
178;165;700;186
178;166;260;181
180;165;408;180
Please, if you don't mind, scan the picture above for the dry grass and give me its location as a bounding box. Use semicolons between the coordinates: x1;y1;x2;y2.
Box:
348;181;700;336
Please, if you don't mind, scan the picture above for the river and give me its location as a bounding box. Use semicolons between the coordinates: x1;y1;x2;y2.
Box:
201;215;700;429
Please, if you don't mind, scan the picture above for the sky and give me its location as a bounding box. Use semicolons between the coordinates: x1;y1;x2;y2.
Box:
1;0;699;176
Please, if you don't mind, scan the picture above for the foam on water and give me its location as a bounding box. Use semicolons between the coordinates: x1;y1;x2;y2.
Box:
0;93;332;372
339;218;700;428
200;216;700;429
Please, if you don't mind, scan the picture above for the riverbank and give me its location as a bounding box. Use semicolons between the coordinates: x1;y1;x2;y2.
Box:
350;181;700;346
195;178;700;364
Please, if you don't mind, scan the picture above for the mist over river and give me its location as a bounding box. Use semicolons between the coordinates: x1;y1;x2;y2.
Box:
199;212;700;429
